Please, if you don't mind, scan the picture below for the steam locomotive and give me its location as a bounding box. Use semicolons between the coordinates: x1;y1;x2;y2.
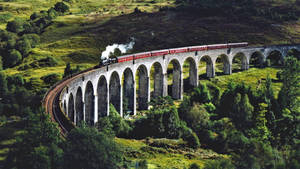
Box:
98;42;248;67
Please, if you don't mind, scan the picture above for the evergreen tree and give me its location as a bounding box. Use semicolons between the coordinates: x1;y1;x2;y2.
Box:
278;57;300;112
63;124;123;169
4;49;22;68
191;83;211;104
5;111;63;169
63;62;72;78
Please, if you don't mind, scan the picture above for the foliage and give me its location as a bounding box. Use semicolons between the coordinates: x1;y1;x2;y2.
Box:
41;73;61;86
54;2;70;13
203;159;235;169
278;57;300;112
5;111;63;169
16;38;31;56
181;126;200;148
63;124;123;169
4;49;22;67
63;63;81;78
191;84;211;104
6;18;25;34
189;163;201;169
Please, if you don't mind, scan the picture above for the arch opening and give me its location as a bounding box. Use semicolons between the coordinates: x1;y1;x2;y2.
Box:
122;68;134;116
150;62;164;99
199;55;214;78
215;54;230;75
109;72;121;114
167;59;182;100
63;100;67;115
266;50;282;67
183;57;197;92
232;52;247;72
68;94;74;123
250;51;264;68
75;87;83;124
136;65;149;110
84;81;94;126
97;76;108;118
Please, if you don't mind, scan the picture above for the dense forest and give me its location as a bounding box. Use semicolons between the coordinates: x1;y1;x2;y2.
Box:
0;0;299;168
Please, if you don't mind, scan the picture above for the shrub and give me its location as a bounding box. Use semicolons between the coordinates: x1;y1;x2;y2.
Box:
191;84;211;104
41;73;60;85
16;39;31;56
109;104;132;137
6;18;26;33
21;34;40;48
203;159;235;169
54;2;69;13
162;106;182;138
4;49;22;67
63;125;123;169
189;163;201;169
182;126;200;148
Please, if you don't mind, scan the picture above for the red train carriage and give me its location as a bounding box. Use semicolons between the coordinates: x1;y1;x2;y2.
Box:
207;44;228;50
151;49;169;57
118;54;134;63
169;47;189;54
228;42;248;48
188;45;208;52
134;52;151;60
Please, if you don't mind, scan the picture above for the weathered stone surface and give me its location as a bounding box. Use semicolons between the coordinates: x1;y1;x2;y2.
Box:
59;44;300;125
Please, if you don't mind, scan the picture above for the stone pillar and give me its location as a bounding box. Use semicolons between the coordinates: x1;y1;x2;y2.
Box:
190;65;198;87
147;76;151;109
120;83;123;117
73;103;76;124
163;73;168;97
133;80;137;115
82;100;85;122
224;63;232;75
94;94;98;124
106;86;110;116
207;63;215;78
180;70;183;100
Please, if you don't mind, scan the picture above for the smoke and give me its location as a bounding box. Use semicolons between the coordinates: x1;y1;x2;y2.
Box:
101;38;135;60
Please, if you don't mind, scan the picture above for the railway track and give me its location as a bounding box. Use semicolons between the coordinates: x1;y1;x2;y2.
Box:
43;67;97;136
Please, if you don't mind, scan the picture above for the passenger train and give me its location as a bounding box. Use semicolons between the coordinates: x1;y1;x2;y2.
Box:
98;42;248;67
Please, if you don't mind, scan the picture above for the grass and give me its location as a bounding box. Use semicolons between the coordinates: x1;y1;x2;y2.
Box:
116;137;227;168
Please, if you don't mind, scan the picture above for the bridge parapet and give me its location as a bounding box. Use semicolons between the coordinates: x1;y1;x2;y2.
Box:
48;43;299;128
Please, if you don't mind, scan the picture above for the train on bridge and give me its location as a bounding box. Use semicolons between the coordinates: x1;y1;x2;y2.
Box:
98;42;248;67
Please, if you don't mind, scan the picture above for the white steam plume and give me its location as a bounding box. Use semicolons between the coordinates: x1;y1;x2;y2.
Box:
101;38;135;60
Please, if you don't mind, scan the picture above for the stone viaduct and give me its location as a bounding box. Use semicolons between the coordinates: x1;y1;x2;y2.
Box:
57;43;300;126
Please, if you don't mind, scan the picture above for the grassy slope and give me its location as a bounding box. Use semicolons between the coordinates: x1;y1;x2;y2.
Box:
116;138;228;168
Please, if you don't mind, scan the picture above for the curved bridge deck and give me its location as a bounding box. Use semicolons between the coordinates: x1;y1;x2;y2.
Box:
43;43;300;133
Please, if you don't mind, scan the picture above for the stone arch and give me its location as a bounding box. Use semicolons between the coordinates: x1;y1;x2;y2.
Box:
266;50;283;66
167;59;182;99
150;62;164;99
232;52;248;72
136;64;149;110
75;87;83;124
97;75;108;118
122;68;134;115
250;51;264;67
183;57;197;91
84;81;94;126
287;48;300;60
109;71;121;114
215;54;231;75
199;55;214;78
68;94;74;123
